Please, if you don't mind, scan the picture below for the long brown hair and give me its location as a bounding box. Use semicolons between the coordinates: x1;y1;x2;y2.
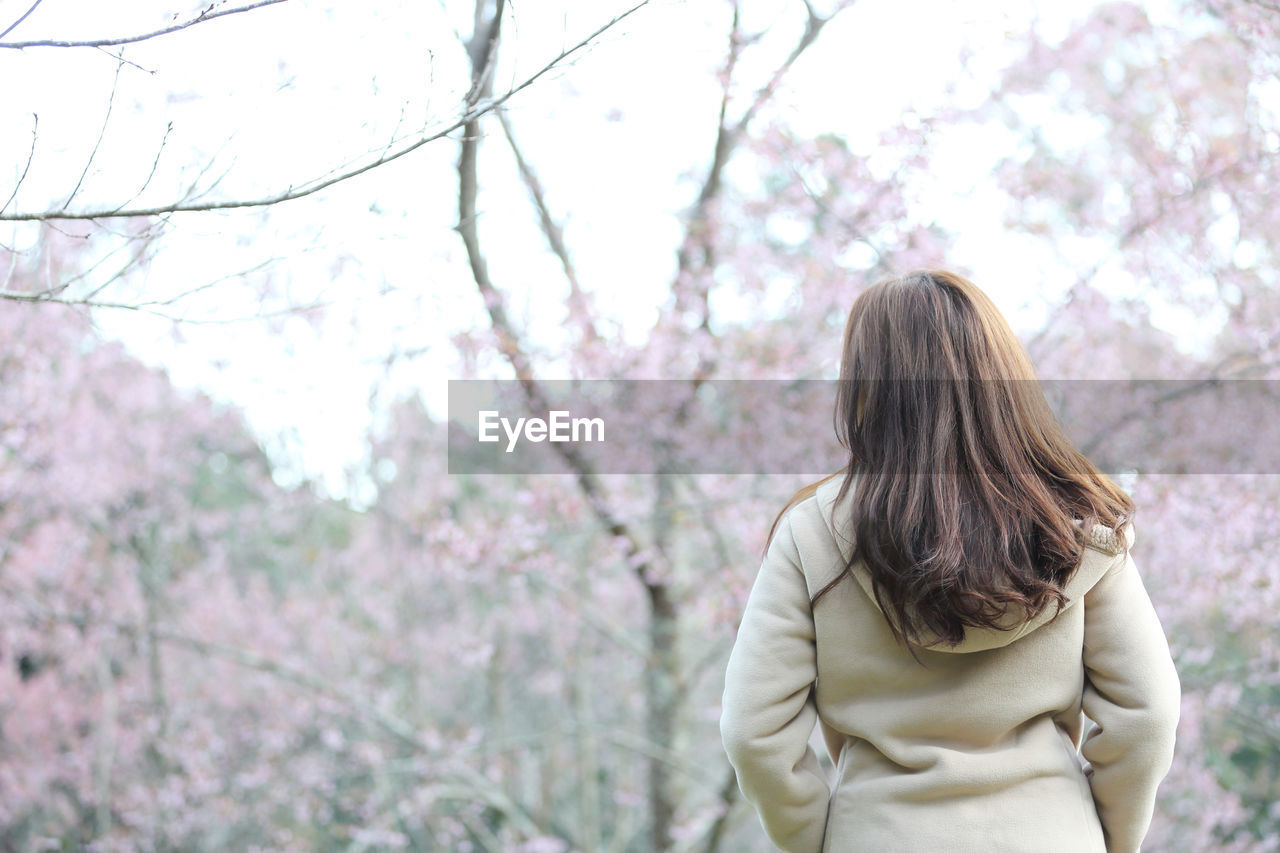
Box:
767;269;1134;651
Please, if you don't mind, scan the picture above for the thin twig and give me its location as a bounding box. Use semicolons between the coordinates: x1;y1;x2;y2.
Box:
0;113;38;216
110;122;174;213
675;0;853;344
495;105;598;345
62;57;124;212
59;238;152;300
0;0;291;49
0;0;43;40
91;44;153;74
0;286;332;325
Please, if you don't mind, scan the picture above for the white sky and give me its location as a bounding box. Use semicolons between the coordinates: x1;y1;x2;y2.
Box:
3;0;1205;503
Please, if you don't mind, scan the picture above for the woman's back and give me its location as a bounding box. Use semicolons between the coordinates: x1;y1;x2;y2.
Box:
721;476;1180;852
719;270;1181;852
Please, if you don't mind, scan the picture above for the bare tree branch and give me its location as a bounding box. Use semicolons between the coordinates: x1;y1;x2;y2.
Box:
0;0;291;50
454;29;859;841
0;216;166;307
675;0;855;343
732;1;852;138
458;8;820;849
667;2;745;334
0;291;330;324
0;248;332;326
496;106;599;346
1;112;37;216
0;0;43;40
111;122;174;214
455;30;683;844
51;219;160;300
1;1;652;222
91;44;155;74
453;7;856;847
62;57;124;212
455;0;660;581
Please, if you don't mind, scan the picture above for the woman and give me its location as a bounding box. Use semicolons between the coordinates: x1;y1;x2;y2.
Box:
720;270;1181;853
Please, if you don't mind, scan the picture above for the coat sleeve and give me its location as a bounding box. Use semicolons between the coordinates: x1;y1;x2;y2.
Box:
720;512;829;853
1080;523;1182;853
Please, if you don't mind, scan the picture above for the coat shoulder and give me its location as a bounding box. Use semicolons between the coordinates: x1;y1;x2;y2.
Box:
777;494;846;590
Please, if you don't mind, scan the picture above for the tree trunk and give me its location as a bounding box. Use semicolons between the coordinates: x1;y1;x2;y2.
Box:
646;580;678;852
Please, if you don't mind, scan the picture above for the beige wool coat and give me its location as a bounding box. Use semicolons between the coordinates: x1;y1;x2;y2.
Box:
720;476;1181;853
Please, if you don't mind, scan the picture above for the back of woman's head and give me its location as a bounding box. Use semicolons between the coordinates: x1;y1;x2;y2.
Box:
781;269;1133;651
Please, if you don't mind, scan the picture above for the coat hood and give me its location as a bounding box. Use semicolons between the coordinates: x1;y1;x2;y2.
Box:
813;475;1133;653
